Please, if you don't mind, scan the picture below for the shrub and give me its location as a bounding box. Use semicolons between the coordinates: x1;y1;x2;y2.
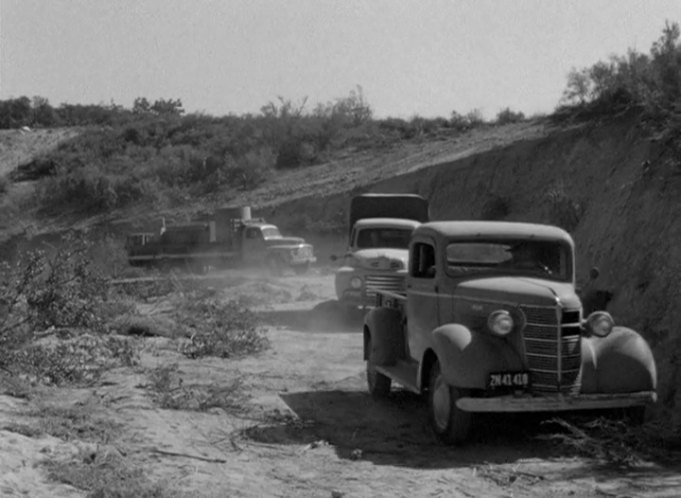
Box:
481;194;511;220
495;107;526;124
5;334;138;386
544;185;585;232
174;294;269;359
148;363;246;411
559;21;681;124
0;234;131;352
450;109;486;131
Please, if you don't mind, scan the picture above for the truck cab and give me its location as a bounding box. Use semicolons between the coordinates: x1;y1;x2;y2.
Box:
240;221;316;275
334;193;429;308
364;221;657;444
125;206;316;274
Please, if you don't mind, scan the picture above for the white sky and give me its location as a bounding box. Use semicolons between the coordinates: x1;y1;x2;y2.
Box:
1;0;680;119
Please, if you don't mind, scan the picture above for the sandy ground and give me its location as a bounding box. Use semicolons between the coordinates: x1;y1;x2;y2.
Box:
1;268;680;497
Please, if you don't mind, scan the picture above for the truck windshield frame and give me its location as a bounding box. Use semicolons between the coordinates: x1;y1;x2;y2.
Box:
261;227;282;239
444;239;572;282
355;228;413;249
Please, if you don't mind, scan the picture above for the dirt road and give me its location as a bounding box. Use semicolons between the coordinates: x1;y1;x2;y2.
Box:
1;269;680;497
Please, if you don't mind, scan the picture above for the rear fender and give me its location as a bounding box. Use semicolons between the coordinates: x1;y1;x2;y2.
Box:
431;324;524;389
580;326;657;394
363;307;404;366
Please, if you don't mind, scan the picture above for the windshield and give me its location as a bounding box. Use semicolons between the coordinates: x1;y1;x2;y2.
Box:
356;228;413;249
445;240;571;281
261;227;282;239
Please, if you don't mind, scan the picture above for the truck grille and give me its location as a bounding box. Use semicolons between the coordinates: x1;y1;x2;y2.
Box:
364;274;405;299
296;246;313;258
521;305;582;393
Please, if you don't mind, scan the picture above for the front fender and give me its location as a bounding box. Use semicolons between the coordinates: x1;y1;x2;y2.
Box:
580;326;657;394
364;307;404;366
431;324;524;389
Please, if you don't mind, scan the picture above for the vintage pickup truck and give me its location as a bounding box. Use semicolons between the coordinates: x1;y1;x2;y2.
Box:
363;221;657;444
333;193;429;308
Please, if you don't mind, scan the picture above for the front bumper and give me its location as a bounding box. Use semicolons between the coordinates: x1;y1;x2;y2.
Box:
289;255;316;266
456;391;656;413
339;289;373;307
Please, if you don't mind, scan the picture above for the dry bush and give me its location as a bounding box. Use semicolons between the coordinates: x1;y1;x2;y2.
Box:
6;334;138;386
174;292;269;359
110;313;180;338
544;184;585;232
46;450;178;498
0;235;122;338
0;235;139;385
36;402;178;496
35;404;122;442
148;363;246;411
481;194;511;220
540;416;681;466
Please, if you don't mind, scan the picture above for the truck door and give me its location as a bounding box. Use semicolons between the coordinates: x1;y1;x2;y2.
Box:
242;226;265;264
406;240;439;360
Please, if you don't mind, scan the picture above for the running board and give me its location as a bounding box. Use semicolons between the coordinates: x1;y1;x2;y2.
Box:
375;362;420;394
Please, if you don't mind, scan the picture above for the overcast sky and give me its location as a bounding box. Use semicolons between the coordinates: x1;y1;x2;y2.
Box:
1;0;680;119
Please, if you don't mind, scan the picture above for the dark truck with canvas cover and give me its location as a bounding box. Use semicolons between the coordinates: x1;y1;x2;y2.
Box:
364;221;657;444
125;206;316;274
333;194;429;308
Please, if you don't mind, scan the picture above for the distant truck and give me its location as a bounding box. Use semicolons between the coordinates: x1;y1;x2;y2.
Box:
364;220;657;444
125;206;316;274
333;194;429;308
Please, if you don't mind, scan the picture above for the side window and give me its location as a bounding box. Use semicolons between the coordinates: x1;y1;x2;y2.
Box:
245;228;260;239
411;242;436;279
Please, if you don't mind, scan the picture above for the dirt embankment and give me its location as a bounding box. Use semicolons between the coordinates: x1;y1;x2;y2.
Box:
266;114;681;425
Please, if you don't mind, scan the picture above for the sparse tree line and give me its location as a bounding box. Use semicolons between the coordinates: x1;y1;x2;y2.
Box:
8;86;526;214
0;96;185;129
559;21;681;122
2;22;679;215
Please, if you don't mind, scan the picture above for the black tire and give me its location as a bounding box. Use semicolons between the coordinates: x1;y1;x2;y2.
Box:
366;335;391;399
428;361;472;445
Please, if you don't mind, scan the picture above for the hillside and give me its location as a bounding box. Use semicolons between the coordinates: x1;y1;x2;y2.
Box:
1;113;679;426
264;112;681;427
2;114;681;496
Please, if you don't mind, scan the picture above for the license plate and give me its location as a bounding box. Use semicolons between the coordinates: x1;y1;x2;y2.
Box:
488;371;530;390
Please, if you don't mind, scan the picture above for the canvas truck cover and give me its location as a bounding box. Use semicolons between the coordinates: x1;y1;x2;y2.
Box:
348;194;429;238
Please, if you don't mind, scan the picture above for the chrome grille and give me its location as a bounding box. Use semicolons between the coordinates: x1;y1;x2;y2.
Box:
364;274;405;298
521;305;582;393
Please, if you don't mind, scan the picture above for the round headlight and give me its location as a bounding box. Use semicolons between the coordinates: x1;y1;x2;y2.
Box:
350;276;363;289
488;310;514;336
586;311;614;337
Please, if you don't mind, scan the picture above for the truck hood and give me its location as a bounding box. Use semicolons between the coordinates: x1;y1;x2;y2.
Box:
454;276;581;308
349;248;408;270
264;236;307;247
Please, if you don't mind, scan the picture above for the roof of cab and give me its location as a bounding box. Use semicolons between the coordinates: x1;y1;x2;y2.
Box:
353;218;422;230
414;221;573;245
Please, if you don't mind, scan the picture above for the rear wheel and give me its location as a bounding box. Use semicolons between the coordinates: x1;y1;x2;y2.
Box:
428;361;472;445
366;335;391;399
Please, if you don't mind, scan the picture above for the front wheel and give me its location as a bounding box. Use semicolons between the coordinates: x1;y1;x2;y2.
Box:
428;361;472;445
366;335;391;399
